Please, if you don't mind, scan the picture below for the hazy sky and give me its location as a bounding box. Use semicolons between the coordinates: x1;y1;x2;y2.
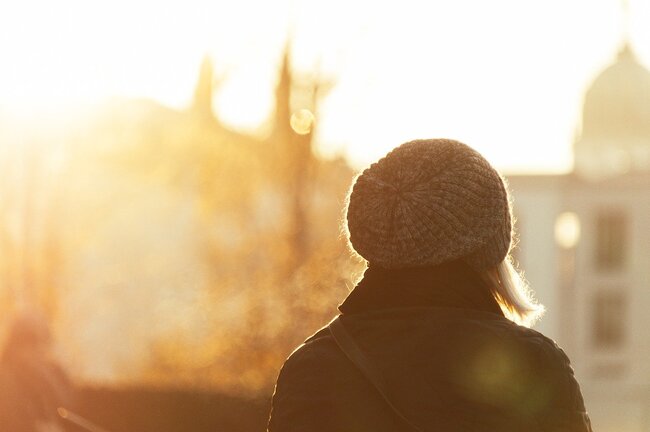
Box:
1;0;649;173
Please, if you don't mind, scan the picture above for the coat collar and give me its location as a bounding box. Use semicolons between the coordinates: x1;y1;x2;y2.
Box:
339;260;504;317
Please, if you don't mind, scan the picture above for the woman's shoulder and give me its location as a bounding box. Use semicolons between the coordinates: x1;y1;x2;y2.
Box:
482;318;590;417
280;326;344;380
285;309;570;365
269;323;366;432
485;315;573;366
459;311;577;377
280;324;340;374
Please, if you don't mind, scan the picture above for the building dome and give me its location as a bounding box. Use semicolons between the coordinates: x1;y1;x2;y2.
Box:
575;43;650;177
581;44;650;139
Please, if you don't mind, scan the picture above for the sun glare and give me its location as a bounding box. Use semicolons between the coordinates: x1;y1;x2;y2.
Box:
0;0;273;123
1;0;649;171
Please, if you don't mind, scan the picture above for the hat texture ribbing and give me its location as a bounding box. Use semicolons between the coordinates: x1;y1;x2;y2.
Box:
345;139;512;270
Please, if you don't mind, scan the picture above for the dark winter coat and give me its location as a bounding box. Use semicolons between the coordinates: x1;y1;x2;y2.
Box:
268;262;592;432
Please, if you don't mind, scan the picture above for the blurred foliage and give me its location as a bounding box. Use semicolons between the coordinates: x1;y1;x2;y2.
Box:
0;53;364;395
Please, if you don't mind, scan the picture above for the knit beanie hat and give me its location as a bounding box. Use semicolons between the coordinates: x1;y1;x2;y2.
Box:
345;138;512;270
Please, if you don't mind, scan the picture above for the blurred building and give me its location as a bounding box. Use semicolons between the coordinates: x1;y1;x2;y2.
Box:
0;50;356;392
509;43;650;432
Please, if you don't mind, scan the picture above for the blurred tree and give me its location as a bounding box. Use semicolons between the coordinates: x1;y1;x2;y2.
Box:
0;45;363;395
123;47;362;394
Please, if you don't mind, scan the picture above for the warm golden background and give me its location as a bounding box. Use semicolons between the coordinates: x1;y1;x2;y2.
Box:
0;0;648;431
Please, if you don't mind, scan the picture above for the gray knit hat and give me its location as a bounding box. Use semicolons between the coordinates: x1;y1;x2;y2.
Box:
345;138;512;270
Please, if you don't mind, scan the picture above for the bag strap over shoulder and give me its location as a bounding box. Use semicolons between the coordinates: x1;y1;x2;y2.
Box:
328;315;424;432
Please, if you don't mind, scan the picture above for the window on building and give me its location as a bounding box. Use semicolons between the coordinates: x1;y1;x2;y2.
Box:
592;291;626;349
594;211;627;270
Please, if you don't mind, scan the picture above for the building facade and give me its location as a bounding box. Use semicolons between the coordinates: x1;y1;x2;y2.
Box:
509;43;650;431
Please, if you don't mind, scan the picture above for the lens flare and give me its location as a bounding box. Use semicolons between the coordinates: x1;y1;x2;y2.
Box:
290;109;315;135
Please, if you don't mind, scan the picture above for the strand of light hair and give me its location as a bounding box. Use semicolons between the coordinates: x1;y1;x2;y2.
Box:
486;257;545;327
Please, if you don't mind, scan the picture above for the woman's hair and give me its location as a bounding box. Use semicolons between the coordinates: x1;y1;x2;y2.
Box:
481;256;545;327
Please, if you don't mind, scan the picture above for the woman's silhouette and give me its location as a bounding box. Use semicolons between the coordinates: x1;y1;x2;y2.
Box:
268;139;592;431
